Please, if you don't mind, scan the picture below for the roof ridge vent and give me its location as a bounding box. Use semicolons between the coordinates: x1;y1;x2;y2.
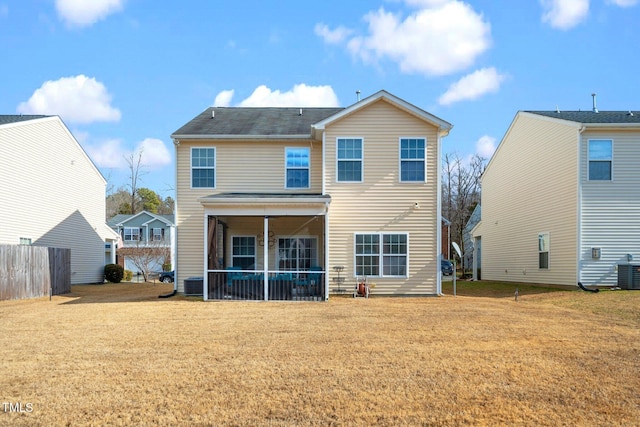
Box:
211;110;215;119
628;111;634;116
299;108;303;116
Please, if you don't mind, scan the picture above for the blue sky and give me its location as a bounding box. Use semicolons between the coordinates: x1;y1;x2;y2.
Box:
2;0;639;200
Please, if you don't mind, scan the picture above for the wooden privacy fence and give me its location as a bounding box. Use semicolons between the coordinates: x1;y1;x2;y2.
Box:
0;245;71;301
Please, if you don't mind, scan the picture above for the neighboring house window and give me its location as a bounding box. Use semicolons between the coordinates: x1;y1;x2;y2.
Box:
192;147;215;188
355;233;408;277
285;148;310;188
232;236;256;270
400;138;426;182
124;227;140;241
337;138;363;182
538;233;549;269
151;228;164;241
19;237;32;245
588;139;612;181
278;237;317;271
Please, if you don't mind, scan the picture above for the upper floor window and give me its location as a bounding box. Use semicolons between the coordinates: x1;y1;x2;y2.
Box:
588;139;612;181
400;138;426;182
151;228;164;241
337;138;363;182
124;227;140;241
285;147;310;188
538;232;549;269
192;147;215;188
355;233;408;277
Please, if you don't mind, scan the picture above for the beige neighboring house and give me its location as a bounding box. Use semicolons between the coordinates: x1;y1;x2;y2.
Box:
473;107;640;288
0;115;118;284
171;90;452;300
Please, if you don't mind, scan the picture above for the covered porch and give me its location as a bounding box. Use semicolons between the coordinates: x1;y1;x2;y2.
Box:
200;193;330;301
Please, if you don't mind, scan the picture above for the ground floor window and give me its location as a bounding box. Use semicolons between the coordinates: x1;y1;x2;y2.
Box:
278;237;317;271
355;233;408;277
232;236;256;269
538;232;549;269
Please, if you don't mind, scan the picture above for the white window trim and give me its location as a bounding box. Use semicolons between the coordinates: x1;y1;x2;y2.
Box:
124;227;141;241
336;136;364;183
538;232;550;270
231;235;257;270
191;147;216;189
353;232;409;278
284;147;311;189
587;139;613;182
151;228;163;241
398;137;427;183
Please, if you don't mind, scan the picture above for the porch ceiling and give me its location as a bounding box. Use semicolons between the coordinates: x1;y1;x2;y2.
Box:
199;192;331;216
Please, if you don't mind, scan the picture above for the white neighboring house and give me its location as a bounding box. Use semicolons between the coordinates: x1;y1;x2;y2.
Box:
108;211;175;275
0;115;118;284
473;107;640;288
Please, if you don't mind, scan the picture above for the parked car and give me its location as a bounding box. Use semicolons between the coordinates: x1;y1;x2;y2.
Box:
159;271;174;283
441;260;453;276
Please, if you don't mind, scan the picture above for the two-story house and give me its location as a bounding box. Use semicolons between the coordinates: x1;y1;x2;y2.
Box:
108;211;175;276
0;115;118;285
473;107;640;288
171;90;452;300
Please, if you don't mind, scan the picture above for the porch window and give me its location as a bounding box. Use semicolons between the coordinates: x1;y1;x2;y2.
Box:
337;138;363;182
232;236;256;270
588;139;612;181
538;232;549;269
285;148;310;188
151;228;164;241
192;147;215;188
278;237;317;271
400;138;426;182
355;233;408;277
124;227;140;241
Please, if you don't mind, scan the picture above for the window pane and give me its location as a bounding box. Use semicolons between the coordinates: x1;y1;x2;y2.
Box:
589;161;611;181
286;148;309;167
589;140;612;160
383;255;407;276
356;256;379;276
401;139;425;159
338;139;362;159
338;161;362;181
286;169;309;188
401;161;425;181
539;252;549;269
192;169;215;188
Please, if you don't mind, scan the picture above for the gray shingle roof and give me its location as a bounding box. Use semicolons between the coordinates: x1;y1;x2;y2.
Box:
0;115;49;125
171;107;344;137
526;110;640;124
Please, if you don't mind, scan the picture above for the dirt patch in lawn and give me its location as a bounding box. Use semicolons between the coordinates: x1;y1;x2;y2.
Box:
1;283;639;426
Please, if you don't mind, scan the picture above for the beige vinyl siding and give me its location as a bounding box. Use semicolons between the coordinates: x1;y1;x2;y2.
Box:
579;129;640;286
479;113;579;286
325;99;440;295
175;138;323;291
0;118;109;284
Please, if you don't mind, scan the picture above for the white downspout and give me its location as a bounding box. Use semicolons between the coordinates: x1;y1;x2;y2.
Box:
577;126;586;286
436;131;443;295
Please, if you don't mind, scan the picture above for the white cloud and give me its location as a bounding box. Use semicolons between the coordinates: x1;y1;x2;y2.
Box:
55;0;124;28
438;67;506;106
135;138;172;169
540;0;589;30
85;137;171;170
214;90;235;107
17;75;121;124
322;1;491;77
236;84;339;107
314;23;354;44
606;0;638;6
476;135;496;158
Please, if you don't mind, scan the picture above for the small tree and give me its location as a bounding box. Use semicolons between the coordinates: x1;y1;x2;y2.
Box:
123;240;171;282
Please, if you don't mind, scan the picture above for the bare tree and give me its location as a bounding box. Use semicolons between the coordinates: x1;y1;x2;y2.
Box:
121;239;171;282
442;152;485;269
125;151;147;215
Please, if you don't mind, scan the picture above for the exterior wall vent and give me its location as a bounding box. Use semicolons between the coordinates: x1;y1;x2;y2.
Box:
591;247;601;259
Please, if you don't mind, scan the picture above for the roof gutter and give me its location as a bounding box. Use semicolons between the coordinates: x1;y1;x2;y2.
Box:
170;134;314;140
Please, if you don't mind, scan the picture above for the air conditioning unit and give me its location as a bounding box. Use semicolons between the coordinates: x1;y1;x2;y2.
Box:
184;277;204;296
617;265;640;290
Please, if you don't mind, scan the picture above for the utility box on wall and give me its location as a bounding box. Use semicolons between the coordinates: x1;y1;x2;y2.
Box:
617;264;640;290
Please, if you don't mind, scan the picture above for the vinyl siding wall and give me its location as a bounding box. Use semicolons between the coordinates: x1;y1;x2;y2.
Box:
324;100;440;295
0;118;109;284
479;113;579;286
579;129;640;286
175;139;322;291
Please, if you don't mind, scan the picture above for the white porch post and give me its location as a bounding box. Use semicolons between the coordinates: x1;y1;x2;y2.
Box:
324;211;330;300
203;214;208;301
263;216;269;301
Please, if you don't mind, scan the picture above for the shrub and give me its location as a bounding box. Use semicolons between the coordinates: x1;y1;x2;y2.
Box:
104;264;124;283
124;270;133;282
162;263;172;272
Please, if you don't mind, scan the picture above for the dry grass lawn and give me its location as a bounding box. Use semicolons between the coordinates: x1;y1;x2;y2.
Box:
1;282;639;426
